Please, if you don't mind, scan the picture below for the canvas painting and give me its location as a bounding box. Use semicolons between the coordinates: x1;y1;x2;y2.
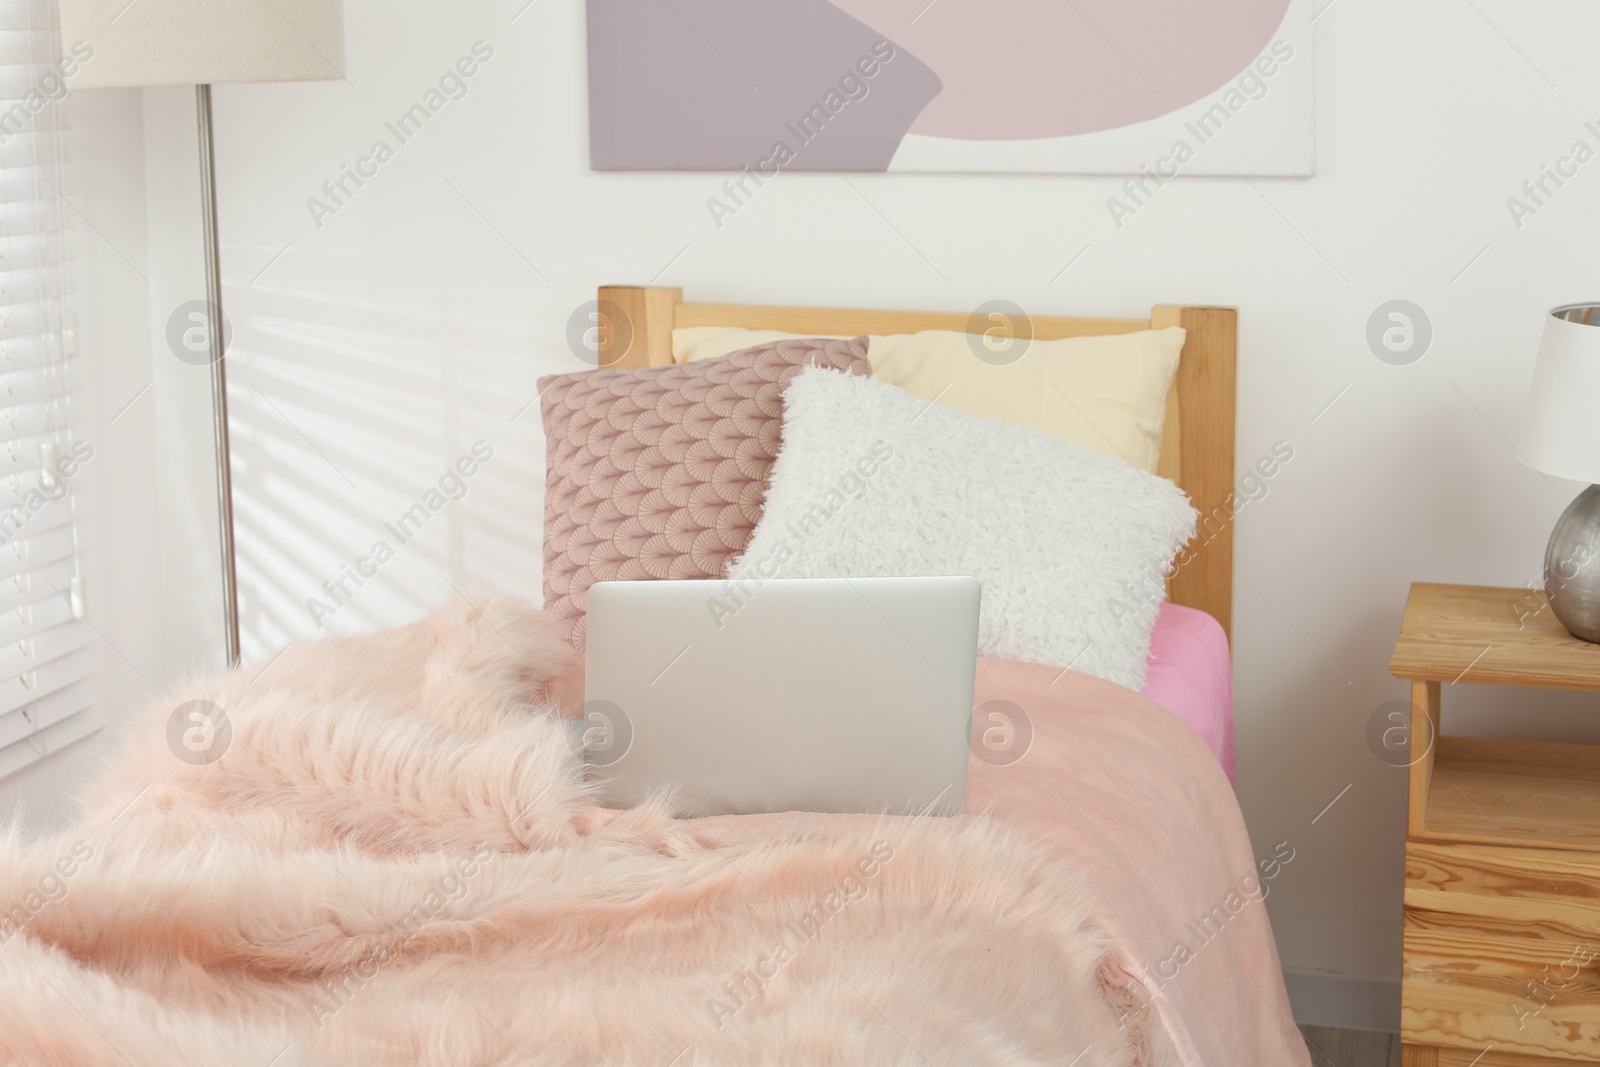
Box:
587;0;1314;176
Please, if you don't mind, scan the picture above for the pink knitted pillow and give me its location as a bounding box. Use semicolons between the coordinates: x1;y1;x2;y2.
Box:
540;336;870;649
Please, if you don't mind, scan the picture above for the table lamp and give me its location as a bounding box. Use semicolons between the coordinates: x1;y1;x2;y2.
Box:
58;0;345;666
1517;303;1600;643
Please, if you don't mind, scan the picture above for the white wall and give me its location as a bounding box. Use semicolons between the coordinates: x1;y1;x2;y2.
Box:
118;0;1600;1028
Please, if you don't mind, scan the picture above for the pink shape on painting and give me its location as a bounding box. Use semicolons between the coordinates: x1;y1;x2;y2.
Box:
831;0;1292;140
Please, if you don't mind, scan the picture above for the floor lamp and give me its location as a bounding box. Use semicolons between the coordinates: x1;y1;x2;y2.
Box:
58;0;345;666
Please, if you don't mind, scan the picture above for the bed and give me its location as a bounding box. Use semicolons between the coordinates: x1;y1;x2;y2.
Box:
0;289;1304;1067
574;287;1299;1062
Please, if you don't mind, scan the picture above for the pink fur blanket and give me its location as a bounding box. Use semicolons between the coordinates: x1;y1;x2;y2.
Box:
0;599;1156;1067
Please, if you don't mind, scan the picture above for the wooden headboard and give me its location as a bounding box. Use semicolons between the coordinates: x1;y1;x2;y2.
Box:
596;286;1238;638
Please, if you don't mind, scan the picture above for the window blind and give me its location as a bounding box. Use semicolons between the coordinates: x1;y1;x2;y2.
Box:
0;0;96;780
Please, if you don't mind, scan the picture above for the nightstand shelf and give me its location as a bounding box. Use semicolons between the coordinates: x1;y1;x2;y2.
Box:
1423;736;1600;853
1392;583;1600;1067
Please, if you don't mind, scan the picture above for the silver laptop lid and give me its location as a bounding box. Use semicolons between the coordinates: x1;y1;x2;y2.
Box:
582;576;980;818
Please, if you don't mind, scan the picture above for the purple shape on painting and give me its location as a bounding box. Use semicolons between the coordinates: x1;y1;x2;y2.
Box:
587;0;942;171
832;0;1293;140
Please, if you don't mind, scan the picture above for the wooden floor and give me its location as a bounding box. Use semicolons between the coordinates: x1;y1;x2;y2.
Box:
1300;1026;1401;1067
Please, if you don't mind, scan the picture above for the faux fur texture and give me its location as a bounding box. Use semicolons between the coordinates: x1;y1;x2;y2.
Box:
0;598;1152;1066
730;368;1199;691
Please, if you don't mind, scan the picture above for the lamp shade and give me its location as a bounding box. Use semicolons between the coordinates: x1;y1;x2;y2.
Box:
1518;304;1600;485
59;0;344;87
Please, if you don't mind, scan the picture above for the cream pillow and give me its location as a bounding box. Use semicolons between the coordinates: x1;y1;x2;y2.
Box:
673;324;1185;473
672;327;845;364
867;328;1185;473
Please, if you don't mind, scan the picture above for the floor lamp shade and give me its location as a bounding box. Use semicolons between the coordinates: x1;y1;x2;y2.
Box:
59;0;345;87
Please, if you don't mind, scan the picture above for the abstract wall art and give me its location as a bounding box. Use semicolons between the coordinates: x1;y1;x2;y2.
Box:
586;0;1314;177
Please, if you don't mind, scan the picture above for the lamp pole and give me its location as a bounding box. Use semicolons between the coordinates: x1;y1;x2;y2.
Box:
195;84;241;668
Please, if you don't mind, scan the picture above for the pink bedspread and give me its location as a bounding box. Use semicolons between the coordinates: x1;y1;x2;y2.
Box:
1142;604;1235;781
964;660;1302;1065
664;659;1304;1065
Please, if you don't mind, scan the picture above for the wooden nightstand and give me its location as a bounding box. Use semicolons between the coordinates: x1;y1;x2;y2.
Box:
1391;582;1600;1066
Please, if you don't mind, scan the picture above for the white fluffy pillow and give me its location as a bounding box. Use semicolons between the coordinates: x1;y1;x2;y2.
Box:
729;367;1198;690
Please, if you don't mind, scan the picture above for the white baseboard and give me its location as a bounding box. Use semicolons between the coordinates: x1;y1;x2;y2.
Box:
1283;969;1400;1032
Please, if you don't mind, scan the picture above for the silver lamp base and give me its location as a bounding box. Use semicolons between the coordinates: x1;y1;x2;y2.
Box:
1545;484;1600;643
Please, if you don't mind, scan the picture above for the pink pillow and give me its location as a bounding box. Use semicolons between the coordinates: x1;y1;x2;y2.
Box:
540;337;870;649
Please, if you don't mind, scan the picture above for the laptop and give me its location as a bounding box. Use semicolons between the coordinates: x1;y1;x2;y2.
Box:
581;576;980;817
